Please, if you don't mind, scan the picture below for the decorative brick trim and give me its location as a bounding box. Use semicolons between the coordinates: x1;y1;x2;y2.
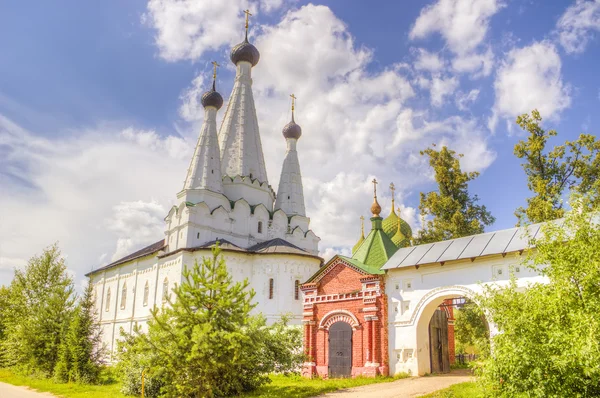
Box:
318;309;360;330
362;307;378;312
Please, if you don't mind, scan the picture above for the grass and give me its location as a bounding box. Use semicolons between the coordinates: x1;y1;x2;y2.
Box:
420;381;484;398
0;368;126;398
240;373;409;398
0;368;408;398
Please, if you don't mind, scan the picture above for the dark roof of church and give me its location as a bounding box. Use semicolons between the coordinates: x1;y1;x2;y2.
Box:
87;237;320;276
86;239;166;276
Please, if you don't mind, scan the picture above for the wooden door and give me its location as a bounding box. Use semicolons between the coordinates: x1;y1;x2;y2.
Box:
328;321;352;378
429;309;450;373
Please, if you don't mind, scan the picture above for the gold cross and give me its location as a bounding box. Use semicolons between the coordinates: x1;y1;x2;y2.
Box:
390;182;395;206
360;215;365;236
244;9;252;31
211;61;220;81
372;178;378;197
290;93;296;111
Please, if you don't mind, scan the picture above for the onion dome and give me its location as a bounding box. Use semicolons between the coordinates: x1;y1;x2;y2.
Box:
391;219;412;248
282;117;302;139
230;37;260;67
352;216;366;255
201;85;224;110
383;208;400;238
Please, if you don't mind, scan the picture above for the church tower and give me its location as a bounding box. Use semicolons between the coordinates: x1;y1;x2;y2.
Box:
275;94;306;217
218;10;274;208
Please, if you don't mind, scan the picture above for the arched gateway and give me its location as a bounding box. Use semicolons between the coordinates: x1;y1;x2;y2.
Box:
383;223;550;376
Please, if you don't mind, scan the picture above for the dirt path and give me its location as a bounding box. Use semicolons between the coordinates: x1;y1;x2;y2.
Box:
0;382;56;398
319;369;473;398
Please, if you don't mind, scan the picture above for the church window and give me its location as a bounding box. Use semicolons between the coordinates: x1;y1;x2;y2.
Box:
143;281;149;307
121;283;127;310
162;278;169;303
269;278;274;299
258;221;263;234
197;232;200;239
105;288;111;312
294;280;300;300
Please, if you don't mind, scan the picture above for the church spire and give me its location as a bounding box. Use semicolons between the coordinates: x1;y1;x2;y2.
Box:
275;94;306;216
183;62;224;193
219;10;267;186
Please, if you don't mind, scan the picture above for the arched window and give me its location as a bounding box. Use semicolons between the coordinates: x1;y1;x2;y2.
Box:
258;221;263;234
294;280;300;300
162;278;169;303
105;288;111;312
143;281;149;307
120;283;127;310
269;278;274;299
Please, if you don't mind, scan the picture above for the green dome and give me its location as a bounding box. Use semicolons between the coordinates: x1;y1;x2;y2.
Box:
383;208;413;245
391;228;411;248
352;234;365;255
382;208;400;238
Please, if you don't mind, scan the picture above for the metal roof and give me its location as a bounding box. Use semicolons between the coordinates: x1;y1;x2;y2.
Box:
382;222;555;270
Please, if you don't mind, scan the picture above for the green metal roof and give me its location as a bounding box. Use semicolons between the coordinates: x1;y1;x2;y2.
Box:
338;255;385;275
352;216;399;269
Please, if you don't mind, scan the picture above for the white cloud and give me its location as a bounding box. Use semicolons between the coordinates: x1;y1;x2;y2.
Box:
557;0;600;54
414;48;445;71
456;89;480;111
0;116;190;286
179;74;206;122
143;0;252;61
491;41;571;131
410;0;504;54
410;0;503;77
107;201;166;261
430;75;459;107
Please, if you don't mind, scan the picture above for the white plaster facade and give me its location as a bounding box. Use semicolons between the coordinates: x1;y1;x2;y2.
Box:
385;252;546;376
90;249;321;358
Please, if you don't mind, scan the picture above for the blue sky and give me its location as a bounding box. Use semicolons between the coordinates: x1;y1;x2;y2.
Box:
1;0;599;287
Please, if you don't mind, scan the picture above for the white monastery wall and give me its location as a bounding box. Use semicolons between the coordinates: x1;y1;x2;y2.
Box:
385;252;547;376
90;249;321;358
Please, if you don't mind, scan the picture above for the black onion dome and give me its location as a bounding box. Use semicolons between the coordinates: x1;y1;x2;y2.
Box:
201;87;223;110
282;118;302;140
230;38;260;67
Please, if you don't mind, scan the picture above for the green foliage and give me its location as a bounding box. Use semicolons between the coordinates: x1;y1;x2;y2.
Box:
514;109;600;224
478;199;600;397
117;244;306;397
454;300;489;357
0;286;10;366
415;145;495;244
54;281;105;384
1;244;75;376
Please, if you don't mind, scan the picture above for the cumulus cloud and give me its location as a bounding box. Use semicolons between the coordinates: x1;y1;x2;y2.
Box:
491;41;571;131
413;48;445;71
557;0;600;54
456;89;480;111
0;116;190;286
409;0;504;77
430;75;459;107
143;0;252;61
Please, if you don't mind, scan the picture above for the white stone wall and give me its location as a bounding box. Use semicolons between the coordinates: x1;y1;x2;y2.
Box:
385;252;547;376
90;249;321;358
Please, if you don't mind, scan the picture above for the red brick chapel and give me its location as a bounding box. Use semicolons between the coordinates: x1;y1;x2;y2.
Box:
301;180;456;378
301;181;408;378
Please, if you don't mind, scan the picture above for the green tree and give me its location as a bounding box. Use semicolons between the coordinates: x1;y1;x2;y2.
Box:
2;244;75;376
0;285;11;366
118;244;304;397
514;109;600;224
54;281;105;383
478;197;600;397
453;300;489;358
415;145;495;244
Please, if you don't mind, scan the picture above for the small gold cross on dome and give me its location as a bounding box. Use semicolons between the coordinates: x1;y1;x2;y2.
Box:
244;9;252;30
372;178;378;197
211;61;220;80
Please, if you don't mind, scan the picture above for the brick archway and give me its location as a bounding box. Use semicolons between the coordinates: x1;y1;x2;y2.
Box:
319;310;360;330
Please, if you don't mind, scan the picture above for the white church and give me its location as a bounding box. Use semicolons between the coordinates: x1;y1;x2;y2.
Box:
87;25;322;355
